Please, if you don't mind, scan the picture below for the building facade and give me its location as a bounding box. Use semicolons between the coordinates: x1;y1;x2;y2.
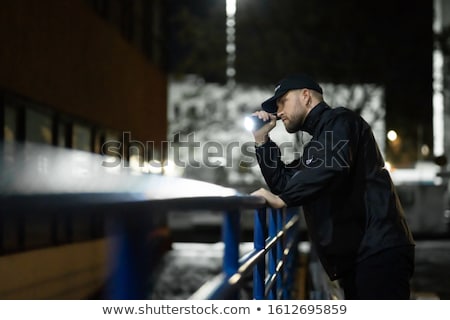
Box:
0;0;169;298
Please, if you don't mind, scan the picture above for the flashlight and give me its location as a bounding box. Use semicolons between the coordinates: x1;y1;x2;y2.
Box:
244;115;280;131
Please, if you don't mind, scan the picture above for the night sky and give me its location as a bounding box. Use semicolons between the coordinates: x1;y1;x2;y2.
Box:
167;0;433;165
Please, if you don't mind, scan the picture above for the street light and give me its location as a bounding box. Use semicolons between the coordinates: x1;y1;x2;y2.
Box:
387;130;398;142
226;0;236;88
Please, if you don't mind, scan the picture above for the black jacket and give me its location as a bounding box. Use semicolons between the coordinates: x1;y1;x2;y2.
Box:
256;102;415;280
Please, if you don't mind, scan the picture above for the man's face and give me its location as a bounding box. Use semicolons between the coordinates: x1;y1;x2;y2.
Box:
276;89;309;133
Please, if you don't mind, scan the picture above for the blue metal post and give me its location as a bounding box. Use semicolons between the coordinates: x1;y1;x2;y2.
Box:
276;209;284;299
223;210;240;299
253;207;266;300
107;218;150;299
268;208;278;299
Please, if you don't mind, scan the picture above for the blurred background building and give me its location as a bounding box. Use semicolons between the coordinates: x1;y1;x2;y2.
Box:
0;0;169;298
1;0;168;159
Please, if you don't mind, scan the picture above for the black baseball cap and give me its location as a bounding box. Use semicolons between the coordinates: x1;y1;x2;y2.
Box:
261;73;323;113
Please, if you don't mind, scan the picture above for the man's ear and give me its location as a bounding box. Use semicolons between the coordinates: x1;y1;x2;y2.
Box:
302;89;312;106
301;88;309;98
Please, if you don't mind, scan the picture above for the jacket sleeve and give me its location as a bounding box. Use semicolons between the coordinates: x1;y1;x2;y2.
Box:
255;138;302;195
278;115;358;207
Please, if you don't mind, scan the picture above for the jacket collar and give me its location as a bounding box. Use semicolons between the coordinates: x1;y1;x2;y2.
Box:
299;101;329;135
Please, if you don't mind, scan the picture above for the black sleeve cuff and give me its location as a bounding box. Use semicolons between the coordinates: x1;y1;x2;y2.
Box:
255;138;271;148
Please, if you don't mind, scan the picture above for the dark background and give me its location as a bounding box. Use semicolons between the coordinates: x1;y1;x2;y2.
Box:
167;0;434;166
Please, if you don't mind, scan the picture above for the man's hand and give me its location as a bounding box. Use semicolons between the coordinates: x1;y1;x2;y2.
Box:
251;188;286;209
252;111;277;145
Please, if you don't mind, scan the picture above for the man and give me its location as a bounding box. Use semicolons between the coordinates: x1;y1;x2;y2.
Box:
251;73;415;299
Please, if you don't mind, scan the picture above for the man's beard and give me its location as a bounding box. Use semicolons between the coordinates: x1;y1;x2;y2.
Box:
284;116;303;133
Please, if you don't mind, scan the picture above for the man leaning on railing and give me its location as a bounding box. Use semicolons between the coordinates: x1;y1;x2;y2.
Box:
248;73;415;300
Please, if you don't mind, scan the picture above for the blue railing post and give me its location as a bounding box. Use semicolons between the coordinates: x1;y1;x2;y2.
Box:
223;210;241;299
268;208;278;299
276;208;284;299
107;217;150;299
253;207;266;300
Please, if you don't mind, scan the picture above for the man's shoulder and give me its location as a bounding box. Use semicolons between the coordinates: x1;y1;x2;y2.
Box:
331;106;353;115
320;106;369;133
325;106;359;122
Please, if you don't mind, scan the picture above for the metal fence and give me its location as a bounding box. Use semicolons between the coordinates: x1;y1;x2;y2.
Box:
189;206;301;300
0;142;302;299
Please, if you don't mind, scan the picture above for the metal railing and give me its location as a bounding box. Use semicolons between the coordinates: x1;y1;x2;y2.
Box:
0;143;302;299
190;207;300;299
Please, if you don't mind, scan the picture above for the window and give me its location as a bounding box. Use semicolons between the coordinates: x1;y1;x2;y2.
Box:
3;105;17;142
72;123;92;152
25;108;52;145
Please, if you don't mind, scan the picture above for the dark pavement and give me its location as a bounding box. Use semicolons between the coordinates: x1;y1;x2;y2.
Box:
149;239;450;300
411;239;450;299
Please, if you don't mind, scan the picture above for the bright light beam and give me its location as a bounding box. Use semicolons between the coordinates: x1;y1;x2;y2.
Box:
226;0;236;16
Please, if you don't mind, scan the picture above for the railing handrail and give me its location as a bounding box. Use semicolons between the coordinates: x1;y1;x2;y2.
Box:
1;142;266;210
